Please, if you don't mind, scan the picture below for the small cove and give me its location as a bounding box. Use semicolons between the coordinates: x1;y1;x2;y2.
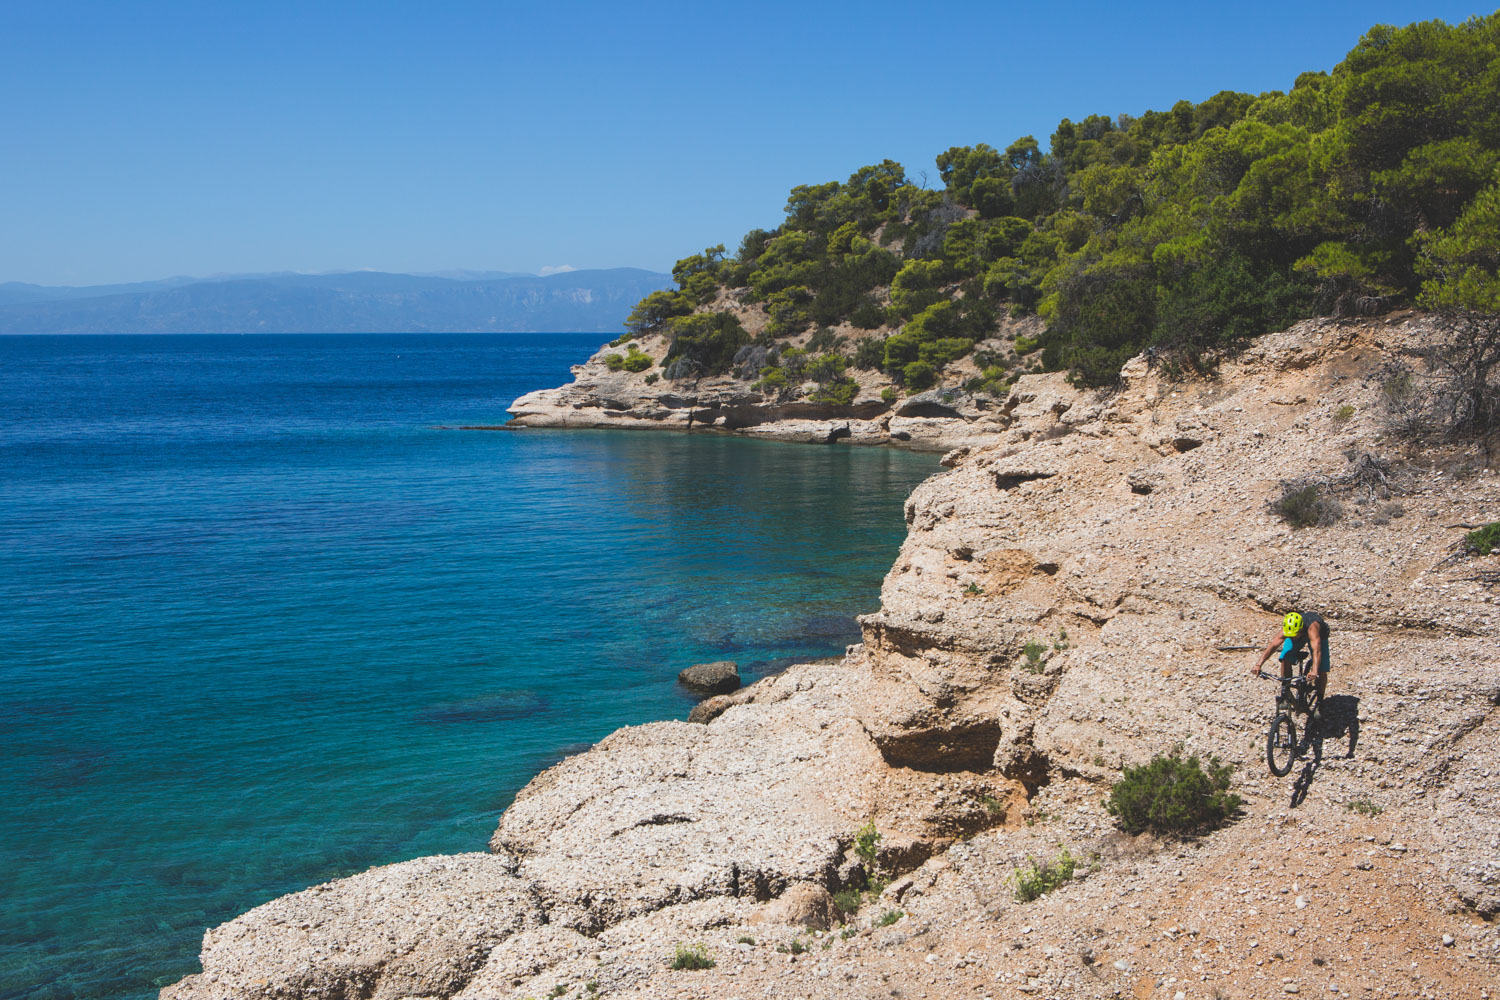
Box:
0;333;937;1000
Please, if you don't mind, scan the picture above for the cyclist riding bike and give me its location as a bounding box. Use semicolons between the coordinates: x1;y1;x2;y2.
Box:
1251;611;1330;720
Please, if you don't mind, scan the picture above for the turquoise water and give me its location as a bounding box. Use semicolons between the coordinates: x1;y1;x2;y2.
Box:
0;334;936;1000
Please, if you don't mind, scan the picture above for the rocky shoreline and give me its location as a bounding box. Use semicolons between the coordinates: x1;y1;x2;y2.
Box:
166;314;1499;1000
501;318;1048;452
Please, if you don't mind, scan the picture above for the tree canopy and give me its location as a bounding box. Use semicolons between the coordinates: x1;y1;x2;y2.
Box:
627;14;1500;387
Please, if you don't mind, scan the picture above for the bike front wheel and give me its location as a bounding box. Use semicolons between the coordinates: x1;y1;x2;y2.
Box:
1267;713;1297;776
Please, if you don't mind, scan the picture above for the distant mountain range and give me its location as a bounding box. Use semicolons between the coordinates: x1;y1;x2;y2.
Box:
0;269;672;333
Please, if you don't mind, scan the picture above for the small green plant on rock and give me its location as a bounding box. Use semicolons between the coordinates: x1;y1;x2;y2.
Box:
837;820;890;913
1021;641;1047;673
854;820;881;870
880;386;898;403
1272;481;1342;529
1344;797;1384;817
1053;627;1070;651
549;985;567;998
832;888;862;913
877;909;904;926
670;943;715;970
979;793;1006;818
964;581;984;596
1012;847;1076;902
736;934;755;945
1466;521;1500;556
1332;404;1356;424
1105;747;1241;836
775;938;807;955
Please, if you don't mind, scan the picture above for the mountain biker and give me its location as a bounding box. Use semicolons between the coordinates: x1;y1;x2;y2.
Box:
1251;611;1330;719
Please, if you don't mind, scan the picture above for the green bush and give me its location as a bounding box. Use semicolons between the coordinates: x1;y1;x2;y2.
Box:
808;376;859;406
669;943;715;970
1104;748;1241;836
853;820;881;870
1021;641;1046;673
664;312;750;378
1012;847;1076;902
1013;334;1041;355
1272;482;1343;529
901;360;937;390
622;347;653;372
806;327;848;353
1332;403;1356;424
1467;521;1500;556
877;909;904;926
849;299;888;330
880;386;898;403
831;888;862;913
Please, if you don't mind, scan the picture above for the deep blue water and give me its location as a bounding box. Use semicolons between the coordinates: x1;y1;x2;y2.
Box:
0;334;936;1000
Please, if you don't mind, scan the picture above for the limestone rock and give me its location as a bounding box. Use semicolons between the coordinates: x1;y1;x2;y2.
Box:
161;854;543;1000
750;882;843;930
677;660;740;695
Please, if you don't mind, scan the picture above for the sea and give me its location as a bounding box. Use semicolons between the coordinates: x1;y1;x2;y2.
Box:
0;333;937;1000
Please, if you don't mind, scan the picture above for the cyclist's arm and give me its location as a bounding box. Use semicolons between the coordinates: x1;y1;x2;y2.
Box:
1251;638;1281;675
1307;622;1324;676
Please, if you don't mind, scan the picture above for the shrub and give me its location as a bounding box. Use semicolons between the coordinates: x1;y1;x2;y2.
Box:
1021;641;1046;673
619;346;653;372
832;888;862;913
1467;521;1500;556
1272;481;1342;529
852;336;886;370
901;360;937;390
610;333;636;347
1105;748;1241;836
669;943;715;970
850;299;888;330
1013;334;1041;355
644;372;659;385
881;386;898;403
853;820;881;870
806;327;848;353
1344;797;1383;817
664;312;750;377
808;376;859;406
877;909;904;926
736;935;756;945
1012;847;1076;902
1332;403;1356;424
604;353;625;371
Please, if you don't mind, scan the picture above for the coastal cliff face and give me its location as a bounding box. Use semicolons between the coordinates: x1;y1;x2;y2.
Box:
165;314;1500;1000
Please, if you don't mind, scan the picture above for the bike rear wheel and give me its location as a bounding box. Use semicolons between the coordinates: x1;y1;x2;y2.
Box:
1267;713;1297;776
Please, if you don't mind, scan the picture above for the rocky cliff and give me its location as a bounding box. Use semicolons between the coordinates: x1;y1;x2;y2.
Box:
165;314;1499;1000
504;307;1046;451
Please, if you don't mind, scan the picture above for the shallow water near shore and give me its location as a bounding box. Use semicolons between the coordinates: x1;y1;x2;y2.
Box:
0;333;937;1000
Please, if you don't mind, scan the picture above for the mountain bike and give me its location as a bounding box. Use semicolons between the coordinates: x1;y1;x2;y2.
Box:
1262;649;1320;777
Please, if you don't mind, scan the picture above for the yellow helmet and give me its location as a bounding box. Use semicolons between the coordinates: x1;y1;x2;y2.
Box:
1283;612;1303;637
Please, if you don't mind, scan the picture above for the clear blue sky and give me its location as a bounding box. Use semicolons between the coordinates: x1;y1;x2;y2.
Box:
1;1;1490;285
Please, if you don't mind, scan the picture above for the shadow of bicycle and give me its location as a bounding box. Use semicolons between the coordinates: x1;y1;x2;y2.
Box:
1289;694;1361;808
